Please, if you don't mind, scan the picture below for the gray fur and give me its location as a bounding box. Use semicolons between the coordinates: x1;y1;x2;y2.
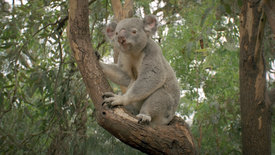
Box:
100;15;180;126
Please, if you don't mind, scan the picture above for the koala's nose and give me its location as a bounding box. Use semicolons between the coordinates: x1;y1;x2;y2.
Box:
118;29;126;44
118;36;126;44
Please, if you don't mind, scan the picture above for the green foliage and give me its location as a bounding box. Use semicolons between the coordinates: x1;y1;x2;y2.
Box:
155;0;242;154
0;0;144;154
0;0;274;154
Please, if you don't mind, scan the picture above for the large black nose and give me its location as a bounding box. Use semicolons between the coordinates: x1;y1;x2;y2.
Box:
118;35;126;44
118;29;126;44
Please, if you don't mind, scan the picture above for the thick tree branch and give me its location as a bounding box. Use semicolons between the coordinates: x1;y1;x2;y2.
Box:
68;0;111;110
110;0;123;21
67;0;196;154
123;0;134;18
110;0;133;21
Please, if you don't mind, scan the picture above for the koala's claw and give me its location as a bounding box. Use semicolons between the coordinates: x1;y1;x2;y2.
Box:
102;92;115;99
102;100;115;108
102;92;114;107
136;114;151;125
102;101;107;106
102;92;125;107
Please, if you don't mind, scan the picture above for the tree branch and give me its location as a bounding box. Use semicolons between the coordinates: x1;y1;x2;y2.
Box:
123;0;134;18
110;0;123;21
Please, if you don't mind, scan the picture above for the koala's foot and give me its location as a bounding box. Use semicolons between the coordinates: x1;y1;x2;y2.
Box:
136;114;151;125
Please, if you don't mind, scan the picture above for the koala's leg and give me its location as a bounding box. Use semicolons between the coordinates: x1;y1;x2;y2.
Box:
137;88;176;126
100;62;131;87
125;101;143;115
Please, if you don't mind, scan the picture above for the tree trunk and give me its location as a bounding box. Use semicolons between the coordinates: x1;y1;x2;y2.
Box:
67;0;196;154
263;0;275;38
239;1;272;154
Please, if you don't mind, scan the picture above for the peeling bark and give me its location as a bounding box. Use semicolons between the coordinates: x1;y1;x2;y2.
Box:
239;1;272;154
67;0;196;154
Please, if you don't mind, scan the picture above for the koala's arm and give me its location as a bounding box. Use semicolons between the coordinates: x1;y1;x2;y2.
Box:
125;52;166;102
100;62;131;87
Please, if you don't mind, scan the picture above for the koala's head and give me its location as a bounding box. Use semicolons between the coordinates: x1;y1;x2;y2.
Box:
105;15;158;55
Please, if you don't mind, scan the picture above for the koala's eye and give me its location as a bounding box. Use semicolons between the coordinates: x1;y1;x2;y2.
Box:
115;32;118;35
132;30;137;34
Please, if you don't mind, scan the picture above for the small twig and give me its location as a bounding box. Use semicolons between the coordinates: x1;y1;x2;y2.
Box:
90;16;97;37
53;35;64;117
96;39;106;50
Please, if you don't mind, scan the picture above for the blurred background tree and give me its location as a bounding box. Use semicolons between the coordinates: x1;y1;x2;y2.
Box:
0;0;274;154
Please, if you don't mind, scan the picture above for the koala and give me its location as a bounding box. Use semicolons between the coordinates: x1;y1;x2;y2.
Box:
100;15;180;126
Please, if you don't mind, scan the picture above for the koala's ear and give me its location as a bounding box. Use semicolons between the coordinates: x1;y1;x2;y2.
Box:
143;15;158;36
105;22;117;41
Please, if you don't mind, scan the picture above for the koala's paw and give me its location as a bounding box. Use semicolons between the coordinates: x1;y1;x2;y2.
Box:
136;114;151;125
102;92;125;107
102;92;115;99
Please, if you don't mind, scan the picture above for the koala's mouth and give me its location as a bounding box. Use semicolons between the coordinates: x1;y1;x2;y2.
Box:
119;39;127;45
119;42;131;49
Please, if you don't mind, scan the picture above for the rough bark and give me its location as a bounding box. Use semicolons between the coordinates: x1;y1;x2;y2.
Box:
67;0;196;154
111;0;134;22
263;0;275;38
239;1;272;154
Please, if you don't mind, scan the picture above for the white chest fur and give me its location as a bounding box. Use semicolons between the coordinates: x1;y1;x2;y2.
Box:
118;52;144;80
